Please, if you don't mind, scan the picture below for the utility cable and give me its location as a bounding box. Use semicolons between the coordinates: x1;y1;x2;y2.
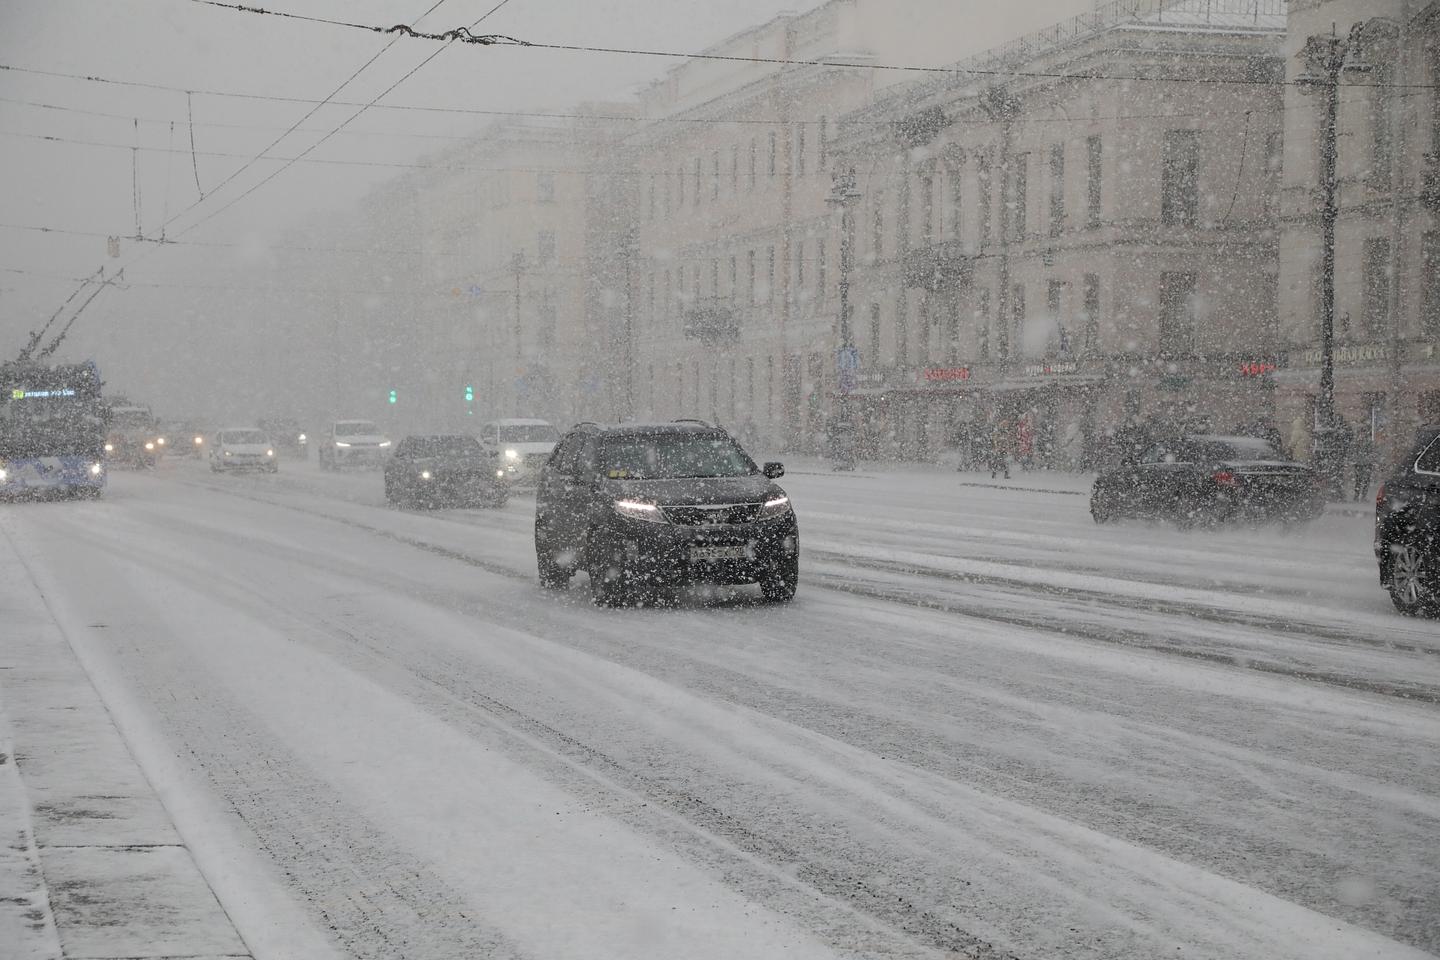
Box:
15;266;103;362
188;0;1435;90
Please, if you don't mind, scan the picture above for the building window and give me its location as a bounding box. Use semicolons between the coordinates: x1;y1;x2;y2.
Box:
1161;129;1200;226
749;138;757;190
1049;142;1065;237
1047;280;1065;356
712;151;720;200
896;294;909;366
1009;153;1028;241
949;166;964;242
663;172;672;215
1423;231;1440;339
648;173;657;220
745;357;755;415
710;258;719;297
976;288;991;360
694;157;702;206
795;240;805;292
729;255;738;300
766;246;775;302
1362;237;1392;338
920;170;935;245
731;145;739;192
819;116;829;167
768;132;777;177
677;165;685;207
766;356;774;417
539;299;557;349
1086;135;1102;229
748;250;756;304
537;171;555;203
979;152;993;243
872;204;884;260
1158;271;1198;353
1082;273;1101;352
796;124;806;176
816;238;826;300
869;303;881;364
537;230;556;265
1011;284;1026;357
946;299;961;363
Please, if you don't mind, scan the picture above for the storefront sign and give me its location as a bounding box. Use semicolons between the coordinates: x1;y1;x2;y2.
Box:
921;367;971;382
1023;361;1079;377
1294;343;1391;367
1238;360;1278;377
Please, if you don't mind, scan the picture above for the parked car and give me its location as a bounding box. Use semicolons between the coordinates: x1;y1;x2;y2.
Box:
1090;434;1322;526
383;435;508;509
259;418;308;458
209;427;277;473
318;419;391;470
480;418;560;485
534;420;798;606
1375;425;1440;617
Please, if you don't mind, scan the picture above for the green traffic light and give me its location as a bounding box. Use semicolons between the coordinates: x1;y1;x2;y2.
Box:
388;390;397;404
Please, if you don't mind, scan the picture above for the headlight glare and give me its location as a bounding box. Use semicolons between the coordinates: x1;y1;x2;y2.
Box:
420;469;432;480
144;442;155;450
266;449;275;457
504;448;520;461
104;443;114;452
378;440;392;448
334;441;351;447
613;499;665;523
89;463;103;476
757;494;792;520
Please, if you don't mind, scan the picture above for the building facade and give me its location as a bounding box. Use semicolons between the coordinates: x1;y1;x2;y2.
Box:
1274;0;1440;469
829;0;1288;465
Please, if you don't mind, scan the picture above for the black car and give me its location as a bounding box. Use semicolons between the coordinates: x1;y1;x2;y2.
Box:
533;421;798;605
1375;425;1440;617
383;435;509;509
1090;434;1322;526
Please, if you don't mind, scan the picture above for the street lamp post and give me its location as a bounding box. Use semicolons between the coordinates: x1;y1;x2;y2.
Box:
827;169;861;469
1297;24;1372;439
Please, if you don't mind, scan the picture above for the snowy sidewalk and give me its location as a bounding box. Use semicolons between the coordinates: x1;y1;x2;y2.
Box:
0;530;251;960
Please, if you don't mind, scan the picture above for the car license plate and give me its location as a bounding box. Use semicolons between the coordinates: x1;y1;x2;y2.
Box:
691;544;749;562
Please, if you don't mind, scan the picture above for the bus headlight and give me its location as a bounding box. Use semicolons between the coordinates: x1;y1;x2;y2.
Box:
0;468;7;482
194;436;203;445
104;443;114;452
89;463;103;476
144;442;155;451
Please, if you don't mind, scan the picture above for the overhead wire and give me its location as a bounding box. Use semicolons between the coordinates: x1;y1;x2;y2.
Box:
186;0;1437;91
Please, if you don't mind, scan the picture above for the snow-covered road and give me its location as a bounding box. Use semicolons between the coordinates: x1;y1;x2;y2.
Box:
3;456;1437;960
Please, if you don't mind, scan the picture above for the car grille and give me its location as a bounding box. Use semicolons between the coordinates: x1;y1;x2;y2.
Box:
524;453;549;470
663;503;761;526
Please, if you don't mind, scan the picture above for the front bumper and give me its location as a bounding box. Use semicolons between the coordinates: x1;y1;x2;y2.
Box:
588;513;798;588
333;445;389;465
0;460;106;498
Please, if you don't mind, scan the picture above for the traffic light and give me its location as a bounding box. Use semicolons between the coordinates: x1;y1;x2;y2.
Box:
388;389;397;404
464;385;474;403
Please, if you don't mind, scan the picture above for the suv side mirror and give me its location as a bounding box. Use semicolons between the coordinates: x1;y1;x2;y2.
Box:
763;461;785;479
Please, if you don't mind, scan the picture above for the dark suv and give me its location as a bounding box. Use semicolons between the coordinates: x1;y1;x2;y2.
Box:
1375;425;1440;616
534;421;798;605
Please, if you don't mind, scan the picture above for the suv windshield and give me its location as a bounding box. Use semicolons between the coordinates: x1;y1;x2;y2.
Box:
335;421;380;437
222;430;268;445
405;436;482;457
498;424;559;443
599;433;756;480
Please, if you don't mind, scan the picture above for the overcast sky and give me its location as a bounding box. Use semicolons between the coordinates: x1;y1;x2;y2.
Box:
1;0;854;352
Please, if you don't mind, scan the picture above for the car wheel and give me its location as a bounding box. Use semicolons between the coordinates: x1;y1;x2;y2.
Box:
1388;541;1439;617
1090;490;1116;524
760;557;799;603
588;554;631;607
537;543;572;589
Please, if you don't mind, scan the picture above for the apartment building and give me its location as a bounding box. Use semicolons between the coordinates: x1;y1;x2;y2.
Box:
1274;0;1440;467
829;0;1287;463
611;0;1093;450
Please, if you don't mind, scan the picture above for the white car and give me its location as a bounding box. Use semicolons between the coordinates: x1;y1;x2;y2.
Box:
210;428;278;473
318;419;392;470
480;418;560;484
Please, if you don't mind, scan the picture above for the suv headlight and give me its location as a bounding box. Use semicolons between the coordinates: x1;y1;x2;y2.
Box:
757;494;792;521
613;499;665;523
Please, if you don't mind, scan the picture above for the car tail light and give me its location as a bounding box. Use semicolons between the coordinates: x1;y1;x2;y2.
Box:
1212;470;1237;487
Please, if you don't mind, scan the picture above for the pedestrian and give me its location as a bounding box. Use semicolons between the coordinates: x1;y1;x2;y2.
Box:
1351;427;1375;502
989;418;1013;480
1017;413;1035;471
